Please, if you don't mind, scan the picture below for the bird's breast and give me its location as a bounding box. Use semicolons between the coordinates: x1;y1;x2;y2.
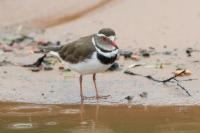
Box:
97;52;117;65
62;52;112;75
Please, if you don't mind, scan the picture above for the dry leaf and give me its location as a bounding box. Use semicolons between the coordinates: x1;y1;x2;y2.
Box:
131;54;140;61
173;69;192;76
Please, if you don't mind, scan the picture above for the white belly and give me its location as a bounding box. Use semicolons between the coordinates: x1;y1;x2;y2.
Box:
61;52;111;75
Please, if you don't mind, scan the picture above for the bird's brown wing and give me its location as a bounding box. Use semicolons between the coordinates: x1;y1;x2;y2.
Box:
59;35;96;64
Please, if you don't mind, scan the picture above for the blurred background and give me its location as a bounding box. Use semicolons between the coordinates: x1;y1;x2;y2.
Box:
1;0;200;48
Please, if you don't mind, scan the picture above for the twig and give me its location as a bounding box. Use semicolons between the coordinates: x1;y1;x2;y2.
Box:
124;70;192;96
162;70;186;83
178;78;198;82
173;78;191;96
23;54;46;67
176;81;191;96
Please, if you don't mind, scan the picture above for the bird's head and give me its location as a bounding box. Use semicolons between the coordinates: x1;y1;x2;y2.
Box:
94;28;118;51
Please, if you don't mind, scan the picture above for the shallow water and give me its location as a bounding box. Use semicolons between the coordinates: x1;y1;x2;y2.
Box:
0;102;200;133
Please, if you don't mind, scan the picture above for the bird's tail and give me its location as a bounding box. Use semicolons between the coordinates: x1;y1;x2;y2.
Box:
23;51;61;67
48;51;61;62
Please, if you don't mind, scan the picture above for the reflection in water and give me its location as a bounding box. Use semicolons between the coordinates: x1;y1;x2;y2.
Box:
156;122;200;133
45;121;58;126
60;108;81;114
0;102;200;133
72;102;116;133
8;123;34;129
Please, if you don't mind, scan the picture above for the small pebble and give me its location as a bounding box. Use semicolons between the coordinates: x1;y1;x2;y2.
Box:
119;50;133;58
142;52;150;57
186;48;193;57
125;96;134;101
163;51;171;55
44;66;53;71
131;55;140;61
108;62;119;71
59;65;64;70
31;67;40;72
139;92;148;98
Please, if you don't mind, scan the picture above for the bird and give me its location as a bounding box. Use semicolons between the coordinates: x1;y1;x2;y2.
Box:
28;28;119;100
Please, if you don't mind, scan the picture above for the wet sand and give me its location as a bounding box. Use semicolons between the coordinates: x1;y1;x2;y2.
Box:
1;102;200;133
0;49;200;105
0;0;200;105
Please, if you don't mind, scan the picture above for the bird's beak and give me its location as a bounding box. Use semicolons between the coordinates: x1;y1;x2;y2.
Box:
112;41;118;49
109;36;118;48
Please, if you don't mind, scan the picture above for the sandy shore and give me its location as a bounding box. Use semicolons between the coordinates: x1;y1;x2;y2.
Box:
0;0;200;105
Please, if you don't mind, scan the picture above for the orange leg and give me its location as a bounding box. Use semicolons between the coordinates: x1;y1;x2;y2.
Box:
93;74;110;99
79;75;84;101
93;74;99;98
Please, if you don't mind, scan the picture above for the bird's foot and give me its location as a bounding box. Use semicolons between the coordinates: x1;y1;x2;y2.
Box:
81;96;96;100
81;95;111;100
96;95;111;99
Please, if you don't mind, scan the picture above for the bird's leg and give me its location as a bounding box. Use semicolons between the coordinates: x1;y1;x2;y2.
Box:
93;74;110;99
79;75;96;100
79;75;84;101
93;74;99;98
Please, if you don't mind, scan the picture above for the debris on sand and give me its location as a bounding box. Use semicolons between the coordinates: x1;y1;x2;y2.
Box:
125;96;134;101
185;47;200;57
23;54;48;72
31;67;41;72
43;66;53;71
58;65;65;70
124;70;193;96
163;51;172;55
173;69;192;77
139;47;156;57
140;50;150;57
0;60;14;66
0;34;35;52
131;54;140;61
139;92;148;98
119;47;159;60
0;33;63;55
23;54;47;68
128;63;145;69
186;48;193;57
108;62;120;71
0;34;34;46
37;41;62;53
119;50;133;58
0;44;13;52
23;54;70;72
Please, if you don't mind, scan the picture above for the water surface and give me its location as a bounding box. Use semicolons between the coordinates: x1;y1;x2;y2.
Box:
0;102;200;133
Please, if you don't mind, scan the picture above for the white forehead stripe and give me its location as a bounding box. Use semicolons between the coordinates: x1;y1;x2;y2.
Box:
92;37;118;58
108;36;116;41
97;33;116;41
97;33;106;37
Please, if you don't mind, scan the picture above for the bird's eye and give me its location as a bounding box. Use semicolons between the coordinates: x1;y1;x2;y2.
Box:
102;36;107;41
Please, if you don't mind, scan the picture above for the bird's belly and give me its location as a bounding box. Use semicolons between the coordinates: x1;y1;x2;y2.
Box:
68;60;111;74
62;53;112;75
